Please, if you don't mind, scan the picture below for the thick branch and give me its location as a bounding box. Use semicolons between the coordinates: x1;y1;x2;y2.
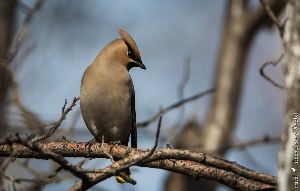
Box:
0;141;276;191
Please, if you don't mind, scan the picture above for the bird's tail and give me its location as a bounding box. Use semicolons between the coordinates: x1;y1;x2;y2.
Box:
115;168;131;184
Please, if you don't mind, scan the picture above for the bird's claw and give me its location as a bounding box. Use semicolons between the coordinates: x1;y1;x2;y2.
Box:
109;140;121;152
109;140;121;146
125;147;131;156
85;139;96;158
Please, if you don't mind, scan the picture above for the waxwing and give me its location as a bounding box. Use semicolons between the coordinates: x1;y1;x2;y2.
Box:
80;28;145;183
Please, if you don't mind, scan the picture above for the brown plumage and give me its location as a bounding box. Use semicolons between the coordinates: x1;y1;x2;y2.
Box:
80;28;145;183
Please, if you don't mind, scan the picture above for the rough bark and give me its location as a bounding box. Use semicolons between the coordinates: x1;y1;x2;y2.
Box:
278;1;300;191
0;141;277;191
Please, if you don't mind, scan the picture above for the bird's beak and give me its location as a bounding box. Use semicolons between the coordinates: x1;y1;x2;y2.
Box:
133;59;146;70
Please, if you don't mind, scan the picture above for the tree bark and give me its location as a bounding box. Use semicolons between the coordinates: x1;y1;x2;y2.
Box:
0;141;277;191
278;1;300;191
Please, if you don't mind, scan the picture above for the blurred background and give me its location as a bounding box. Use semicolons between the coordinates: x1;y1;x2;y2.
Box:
0;0;286;190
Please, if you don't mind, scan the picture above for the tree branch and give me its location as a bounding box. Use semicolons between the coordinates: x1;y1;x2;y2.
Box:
0;141;276;191
137;88;214;128
259;0;287;38
259;53;285;89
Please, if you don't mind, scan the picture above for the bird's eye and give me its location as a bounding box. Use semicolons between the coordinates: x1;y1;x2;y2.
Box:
127;48;134;59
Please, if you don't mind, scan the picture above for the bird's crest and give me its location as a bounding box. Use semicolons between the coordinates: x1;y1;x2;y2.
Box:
118;28;141;60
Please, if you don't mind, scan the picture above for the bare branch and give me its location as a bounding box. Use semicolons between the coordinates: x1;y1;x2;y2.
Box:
0;141;276;191
222;135;281;152
137;88;214;127
259;54;285;89
0;0;44;134
30;97;80;143
259;0;287;38
189;134;281;152
7;0;44;62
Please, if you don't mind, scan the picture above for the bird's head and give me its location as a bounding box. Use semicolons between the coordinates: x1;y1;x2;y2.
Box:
99;28;146;71
118;28;146;70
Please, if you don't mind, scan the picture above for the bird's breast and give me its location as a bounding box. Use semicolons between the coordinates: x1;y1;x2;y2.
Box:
80;64;133;143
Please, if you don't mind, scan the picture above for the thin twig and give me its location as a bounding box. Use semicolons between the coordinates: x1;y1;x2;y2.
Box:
260;0;287;38
0;167;59;186
14;98;87;182
7;0;44;62
1;98;82;189
212;135;281;154
259;54;285;89
0;0;44;133
229;135;281;150
137;88;214;127
30;97;80;143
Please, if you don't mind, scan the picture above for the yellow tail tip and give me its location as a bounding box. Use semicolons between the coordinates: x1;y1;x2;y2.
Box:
115;175;131;184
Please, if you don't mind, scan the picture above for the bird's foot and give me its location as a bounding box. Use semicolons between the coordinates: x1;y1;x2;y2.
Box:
85;139;96;158
124;147;131;156
61;136;69;142
109;140;121;146
166;143;173;149
108;140;121;152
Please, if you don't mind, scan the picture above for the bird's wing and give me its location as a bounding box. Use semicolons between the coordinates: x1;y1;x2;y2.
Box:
130;84;137;148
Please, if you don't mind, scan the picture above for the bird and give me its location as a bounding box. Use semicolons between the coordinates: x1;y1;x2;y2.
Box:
80;28;145;183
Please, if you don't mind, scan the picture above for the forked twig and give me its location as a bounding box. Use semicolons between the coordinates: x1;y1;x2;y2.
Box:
30;97;80;143
260;0;287;38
